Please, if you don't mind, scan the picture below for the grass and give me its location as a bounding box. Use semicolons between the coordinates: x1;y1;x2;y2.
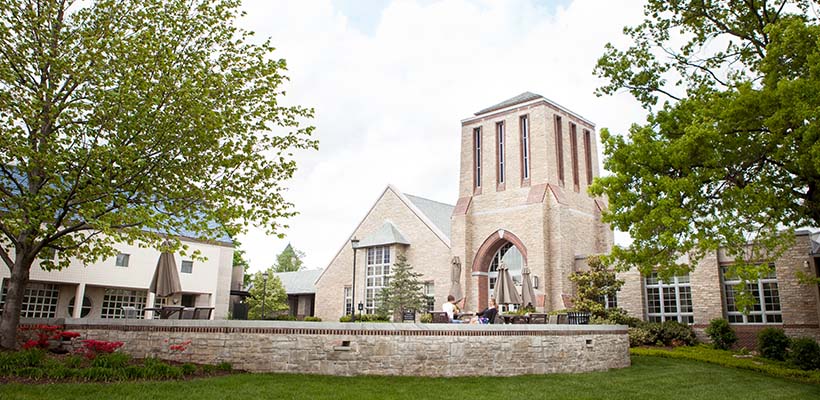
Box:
1;355;818;400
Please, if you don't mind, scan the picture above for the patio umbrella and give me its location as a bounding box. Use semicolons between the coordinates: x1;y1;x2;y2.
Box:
448;256;464;303
521;265;536;309
149;242;182;298
494;262;522;307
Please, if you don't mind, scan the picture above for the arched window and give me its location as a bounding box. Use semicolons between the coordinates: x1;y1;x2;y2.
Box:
488;242;524;298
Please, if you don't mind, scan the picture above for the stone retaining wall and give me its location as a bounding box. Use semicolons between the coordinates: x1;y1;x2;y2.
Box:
41;319;629;376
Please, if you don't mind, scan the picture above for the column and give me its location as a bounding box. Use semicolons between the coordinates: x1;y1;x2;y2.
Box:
146;292;156;319
72;283;86;318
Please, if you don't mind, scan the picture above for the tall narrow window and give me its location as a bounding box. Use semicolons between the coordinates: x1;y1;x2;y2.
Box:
570;122;579;188
554;116;564;185
343;286;353;315
583;129;593;184
520;115;530;181
473;127;482;189
365;246;391;314
496;122;505;185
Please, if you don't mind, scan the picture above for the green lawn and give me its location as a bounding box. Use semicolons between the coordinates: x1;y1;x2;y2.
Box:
1;355;818;400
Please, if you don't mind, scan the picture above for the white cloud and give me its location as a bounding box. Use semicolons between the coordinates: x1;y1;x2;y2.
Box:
236;0;648;273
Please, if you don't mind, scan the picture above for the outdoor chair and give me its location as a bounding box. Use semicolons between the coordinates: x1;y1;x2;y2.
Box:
193;307;214;320
528;313;548;324
567;311;590;325
556;313;569;324
511;315;528;324
431;312;450;323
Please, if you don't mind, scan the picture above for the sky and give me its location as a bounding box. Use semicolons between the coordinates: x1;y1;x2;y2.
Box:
236;0;649;273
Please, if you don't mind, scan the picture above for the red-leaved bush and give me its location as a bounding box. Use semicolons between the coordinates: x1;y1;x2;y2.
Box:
80;339;124;359
18;324;82;351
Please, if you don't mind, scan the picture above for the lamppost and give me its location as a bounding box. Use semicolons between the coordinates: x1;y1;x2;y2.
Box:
262;271;269;320
350;237;359;322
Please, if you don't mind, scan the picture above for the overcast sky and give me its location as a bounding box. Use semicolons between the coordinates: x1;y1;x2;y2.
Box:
236;0;648;273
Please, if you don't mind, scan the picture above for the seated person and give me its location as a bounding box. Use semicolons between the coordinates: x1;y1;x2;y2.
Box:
476;298;499;324
442;295;462;323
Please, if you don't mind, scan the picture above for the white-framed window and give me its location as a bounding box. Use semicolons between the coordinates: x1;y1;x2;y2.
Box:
533;275;539;289
520;115;530;180
343;286;353;315
365;246;391;314
181;260;193;274
497;121;505;184
599;293;618;309
644;273;693;324
68;296;92;318
423;281;435;313
101;288;147;319
115;253;130;267
488;242;523;298
721;265;782;324
474;127;482;188
153;295;170;308
0;280;59;318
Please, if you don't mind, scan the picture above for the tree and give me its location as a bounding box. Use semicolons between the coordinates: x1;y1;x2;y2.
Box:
272;243;305;272
246;268;287;320
376;254;427;319
0;0;316;349
569;256;624;319
232;248;251;287
591;1;820;307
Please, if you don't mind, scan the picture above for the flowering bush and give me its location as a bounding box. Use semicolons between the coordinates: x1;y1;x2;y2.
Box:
80;339;124;359
18;324;82;351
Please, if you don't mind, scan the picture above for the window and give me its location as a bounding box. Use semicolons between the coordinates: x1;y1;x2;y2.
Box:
115;253;130;268
181;260;193;274
533;275;539;289
554;116;564;184
101;288;147;319
68;296;92;318
473;127;482;189
181;294;196;307
365;246;391;314
599;293;618;309
583;129;593;184
488;242;523;298
496;122;505;185
721;265;782;324
154;295;169;308
520;115;530;181
570;122;579;188
343;286;353;315
644;273;693;323
0;280;59;318
423;282;435;313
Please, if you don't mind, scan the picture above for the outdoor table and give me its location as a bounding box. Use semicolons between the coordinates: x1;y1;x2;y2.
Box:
501;314;530;324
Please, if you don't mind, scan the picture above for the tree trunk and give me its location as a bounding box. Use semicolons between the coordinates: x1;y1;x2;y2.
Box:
0;254;32;350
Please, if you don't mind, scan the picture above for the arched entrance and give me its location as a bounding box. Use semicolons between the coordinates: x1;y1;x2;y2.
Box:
471;230;528;309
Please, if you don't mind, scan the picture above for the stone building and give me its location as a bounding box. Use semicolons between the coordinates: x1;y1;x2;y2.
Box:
314;92;612;320
616;231;820;346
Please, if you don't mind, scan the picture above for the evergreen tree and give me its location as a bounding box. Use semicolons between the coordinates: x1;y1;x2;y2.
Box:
272;244;305;272
378;254;427;317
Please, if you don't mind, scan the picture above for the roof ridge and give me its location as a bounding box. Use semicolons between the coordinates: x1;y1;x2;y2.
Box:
403;193;455;208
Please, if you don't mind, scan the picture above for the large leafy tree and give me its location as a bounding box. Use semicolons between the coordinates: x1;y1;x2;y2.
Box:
0;0;316;348
272;243;305;272
246;268;287;320
591;1;820;302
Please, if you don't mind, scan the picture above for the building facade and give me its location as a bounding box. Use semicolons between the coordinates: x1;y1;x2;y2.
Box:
314;92;613;320
0;237;236;320
275;269;322;320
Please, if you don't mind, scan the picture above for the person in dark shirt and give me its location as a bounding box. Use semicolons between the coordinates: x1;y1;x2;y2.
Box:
476;297;499;324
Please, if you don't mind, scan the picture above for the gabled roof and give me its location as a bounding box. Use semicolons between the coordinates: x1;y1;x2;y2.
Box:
273;269;323;295
475;91;543;115
404;194;454;240
357;221;410;247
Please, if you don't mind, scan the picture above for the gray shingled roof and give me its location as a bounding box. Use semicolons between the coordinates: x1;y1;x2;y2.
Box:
404;193;455;240
357;221;411;248
475;92;543;115
273;269;323;295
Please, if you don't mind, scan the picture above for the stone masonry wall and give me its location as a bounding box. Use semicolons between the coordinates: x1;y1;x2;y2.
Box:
56;319;630;377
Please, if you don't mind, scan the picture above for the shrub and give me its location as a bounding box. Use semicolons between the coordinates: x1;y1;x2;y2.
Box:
0;348;46;372
77;366;119;382
79;339;124;359
629;326;652;347
142;358;183;379
704;318;737;350
217;361;233;371
339;315;352;322
659;320;698;346
63;354;86;369
303;316;322;322
271;314;297;321
201;364;217;374
788;337;820;371
757;327;790;361
181;363;198;375
91;352;131;369
603;308;642;327
16;367;45;379
419;313;432;323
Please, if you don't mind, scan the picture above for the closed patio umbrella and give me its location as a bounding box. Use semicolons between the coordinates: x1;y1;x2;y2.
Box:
150;243;182;298
448;256;464;303
494;262;522;307
521;266;536;309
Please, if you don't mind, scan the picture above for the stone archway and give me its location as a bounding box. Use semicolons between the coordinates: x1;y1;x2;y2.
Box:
471;230;528;309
